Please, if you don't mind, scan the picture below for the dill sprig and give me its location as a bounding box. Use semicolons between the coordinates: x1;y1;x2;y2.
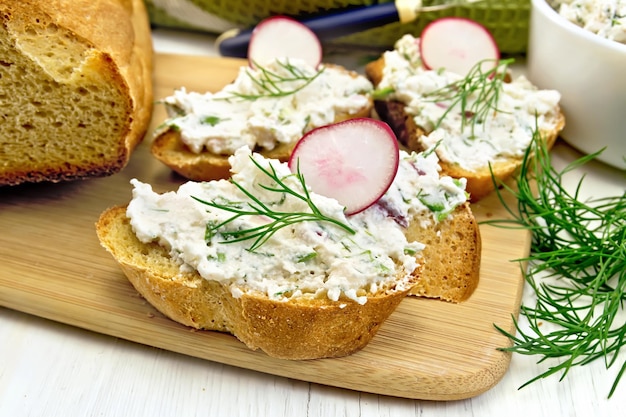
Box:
422;58;514;136
192;156;355;252
222;59;325;101
483;128;626;398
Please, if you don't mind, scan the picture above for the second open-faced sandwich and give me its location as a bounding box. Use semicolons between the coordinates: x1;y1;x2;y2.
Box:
365;20;565;201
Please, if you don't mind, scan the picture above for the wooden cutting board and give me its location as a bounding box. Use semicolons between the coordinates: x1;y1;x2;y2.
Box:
0;54;529;401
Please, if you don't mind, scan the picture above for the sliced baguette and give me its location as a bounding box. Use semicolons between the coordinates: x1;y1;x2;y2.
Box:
151;64;373;182
96;205;421;360
365;57;565;202
96;197;480;359
96;199;480;359
0;0;153;186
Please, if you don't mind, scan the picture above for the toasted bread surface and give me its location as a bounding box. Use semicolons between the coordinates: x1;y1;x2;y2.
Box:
0;0;153;186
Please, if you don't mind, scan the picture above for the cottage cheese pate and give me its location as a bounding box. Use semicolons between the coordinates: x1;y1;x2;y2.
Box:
376;35;562;171
160;58;373;155
549;0;626;43
126;146;467;305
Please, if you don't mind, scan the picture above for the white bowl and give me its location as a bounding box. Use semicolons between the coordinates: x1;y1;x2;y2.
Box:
527;0;626;170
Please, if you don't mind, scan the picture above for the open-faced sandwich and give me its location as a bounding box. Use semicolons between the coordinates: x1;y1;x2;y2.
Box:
152;60;373;181
151;17;374;181
365;18;566;201
97;118;481;360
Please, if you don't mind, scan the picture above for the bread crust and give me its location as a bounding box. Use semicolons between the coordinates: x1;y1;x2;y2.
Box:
0;0;153;185
151;65;373;181
365;57;565;202
96;205;420;360
405;203;481;302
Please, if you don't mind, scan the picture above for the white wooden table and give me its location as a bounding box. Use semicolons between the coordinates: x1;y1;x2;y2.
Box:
1;28;624;417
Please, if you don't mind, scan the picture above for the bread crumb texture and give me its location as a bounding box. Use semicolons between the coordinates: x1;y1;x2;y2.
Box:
406;205;481;302
0;0;137;185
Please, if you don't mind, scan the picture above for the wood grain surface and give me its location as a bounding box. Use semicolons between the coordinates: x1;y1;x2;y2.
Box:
0;54;529;401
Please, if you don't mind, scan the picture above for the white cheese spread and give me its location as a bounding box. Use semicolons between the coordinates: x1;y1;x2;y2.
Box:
126;146;467;305
160;58;373;155
376;34;562;172
549;0;626;43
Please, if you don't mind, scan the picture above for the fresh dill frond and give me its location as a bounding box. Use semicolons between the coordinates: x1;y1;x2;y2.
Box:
221;59;325;101
192;156;355;252
422;58;514;136
484;127;626;398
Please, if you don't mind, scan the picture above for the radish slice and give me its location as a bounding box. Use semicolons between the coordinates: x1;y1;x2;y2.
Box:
288;118;399;215
419;17;500;75
248;16;322;68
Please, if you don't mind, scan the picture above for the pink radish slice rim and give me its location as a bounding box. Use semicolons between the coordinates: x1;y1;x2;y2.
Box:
288;118;400;216
419;17;500;76
248;16;323;69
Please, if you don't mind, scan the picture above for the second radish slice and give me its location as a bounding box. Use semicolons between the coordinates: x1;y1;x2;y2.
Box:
289;118;399;215
248;16;322;68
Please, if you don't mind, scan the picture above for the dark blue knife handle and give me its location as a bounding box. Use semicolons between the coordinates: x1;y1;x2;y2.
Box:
218;2;400;58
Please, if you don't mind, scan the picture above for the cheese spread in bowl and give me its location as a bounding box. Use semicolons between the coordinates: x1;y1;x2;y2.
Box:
126;146;468;305
528;0;626;170
548;0;626;44
159;57;373;155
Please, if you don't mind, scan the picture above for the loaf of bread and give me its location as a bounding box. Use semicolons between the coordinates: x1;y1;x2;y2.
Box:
0;0;153;186
96;147;481;359
365;35;565;202
151;60;373;181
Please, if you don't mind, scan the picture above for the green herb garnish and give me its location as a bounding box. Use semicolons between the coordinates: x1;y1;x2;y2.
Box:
202;115;226;126
296;252;317;263
416;189;458;222
207;253;226;262
404;247;418;256
222;59;325;101
372;86;395;100
484;129;626;398
192;156;355;252
422;58;514;136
